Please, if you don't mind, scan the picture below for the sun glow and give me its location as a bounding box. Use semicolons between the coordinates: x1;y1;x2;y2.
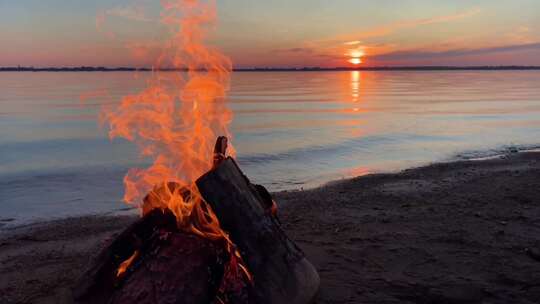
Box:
349;57;362;65
349;50;364;58
347;48;364;65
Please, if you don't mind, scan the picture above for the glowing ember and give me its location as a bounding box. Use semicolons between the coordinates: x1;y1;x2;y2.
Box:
101;0;245;278
116;251;139;277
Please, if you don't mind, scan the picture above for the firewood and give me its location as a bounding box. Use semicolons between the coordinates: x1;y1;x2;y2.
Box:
73;208;177;303
196;157;320;304
72;209;236;304
213;136;228;168
109;232;227;304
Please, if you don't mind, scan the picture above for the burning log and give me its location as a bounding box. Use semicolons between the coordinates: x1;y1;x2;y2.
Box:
197;158;319;304
72;137;319;304
72;208;242;304
72;208;178;303
109;231;228;304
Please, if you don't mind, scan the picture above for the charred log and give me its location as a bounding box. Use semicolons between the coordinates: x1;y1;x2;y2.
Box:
109;232;227;304
196;157;320;304
72;208;243;304
73;208;177;303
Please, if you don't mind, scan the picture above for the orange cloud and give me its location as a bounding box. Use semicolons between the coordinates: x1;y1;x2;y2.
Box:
333;7;482;44
290;7;483;65
507;26;535;44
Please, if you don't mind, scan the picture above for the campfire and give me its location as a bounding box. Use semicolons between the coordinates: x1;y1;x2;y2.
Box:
73;137;319;304
72;1;318;303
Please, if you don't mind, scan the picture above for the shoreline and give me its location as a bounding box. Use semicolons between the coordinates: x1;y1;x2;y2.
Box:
2;145;540;230
1;151;540;303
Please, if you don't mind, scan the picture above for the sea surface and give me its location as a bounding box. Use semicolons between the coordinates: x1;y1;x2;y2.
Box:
1;70;540;226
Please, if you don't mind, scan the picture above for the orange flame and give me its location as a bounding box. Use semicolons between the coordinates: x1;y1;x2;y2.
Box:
102;0;244;277
102;0;232;227
103;0;250;284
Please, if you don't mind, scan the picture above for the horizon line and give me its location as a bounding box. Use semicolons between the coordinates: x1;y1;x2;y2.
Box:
2;65;540;72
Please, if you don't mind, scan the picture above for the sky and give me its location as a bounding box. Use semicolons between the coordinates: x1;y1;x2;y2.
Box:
1;0;540;68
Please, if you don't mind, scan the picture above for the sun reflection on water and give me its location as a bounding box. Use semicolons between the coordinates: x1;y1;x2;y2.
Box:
350;71;361;102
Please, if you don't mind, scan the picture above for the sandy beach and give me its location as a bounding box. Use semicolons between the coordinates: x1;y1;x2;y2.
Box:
1;151;540;304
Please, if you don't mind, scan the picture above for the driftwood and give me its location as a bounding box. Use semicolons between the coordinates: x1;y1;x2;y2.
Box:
197;157;320;304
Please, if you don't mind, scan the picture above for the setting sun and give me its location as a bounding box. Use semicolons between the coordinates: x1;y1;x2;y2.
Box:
348;49;365;65
349;57;362;65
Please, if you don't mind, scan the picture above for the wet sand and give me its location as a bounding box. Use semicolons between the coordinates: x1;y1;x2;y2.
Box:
1;151;540;303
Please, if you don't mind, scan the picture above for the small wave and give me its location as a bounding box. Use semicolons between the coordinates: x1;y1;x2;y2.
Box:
454;144;540;161
237;133;455;165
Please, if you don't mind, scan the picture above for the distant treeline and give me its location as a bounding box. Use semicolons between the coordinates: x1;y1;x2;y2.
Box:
0;66;151;72
2;66;540;72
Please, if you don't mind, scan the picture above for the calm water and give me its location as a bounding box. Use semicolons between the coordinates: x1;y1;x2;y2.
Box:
1;71;540;226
